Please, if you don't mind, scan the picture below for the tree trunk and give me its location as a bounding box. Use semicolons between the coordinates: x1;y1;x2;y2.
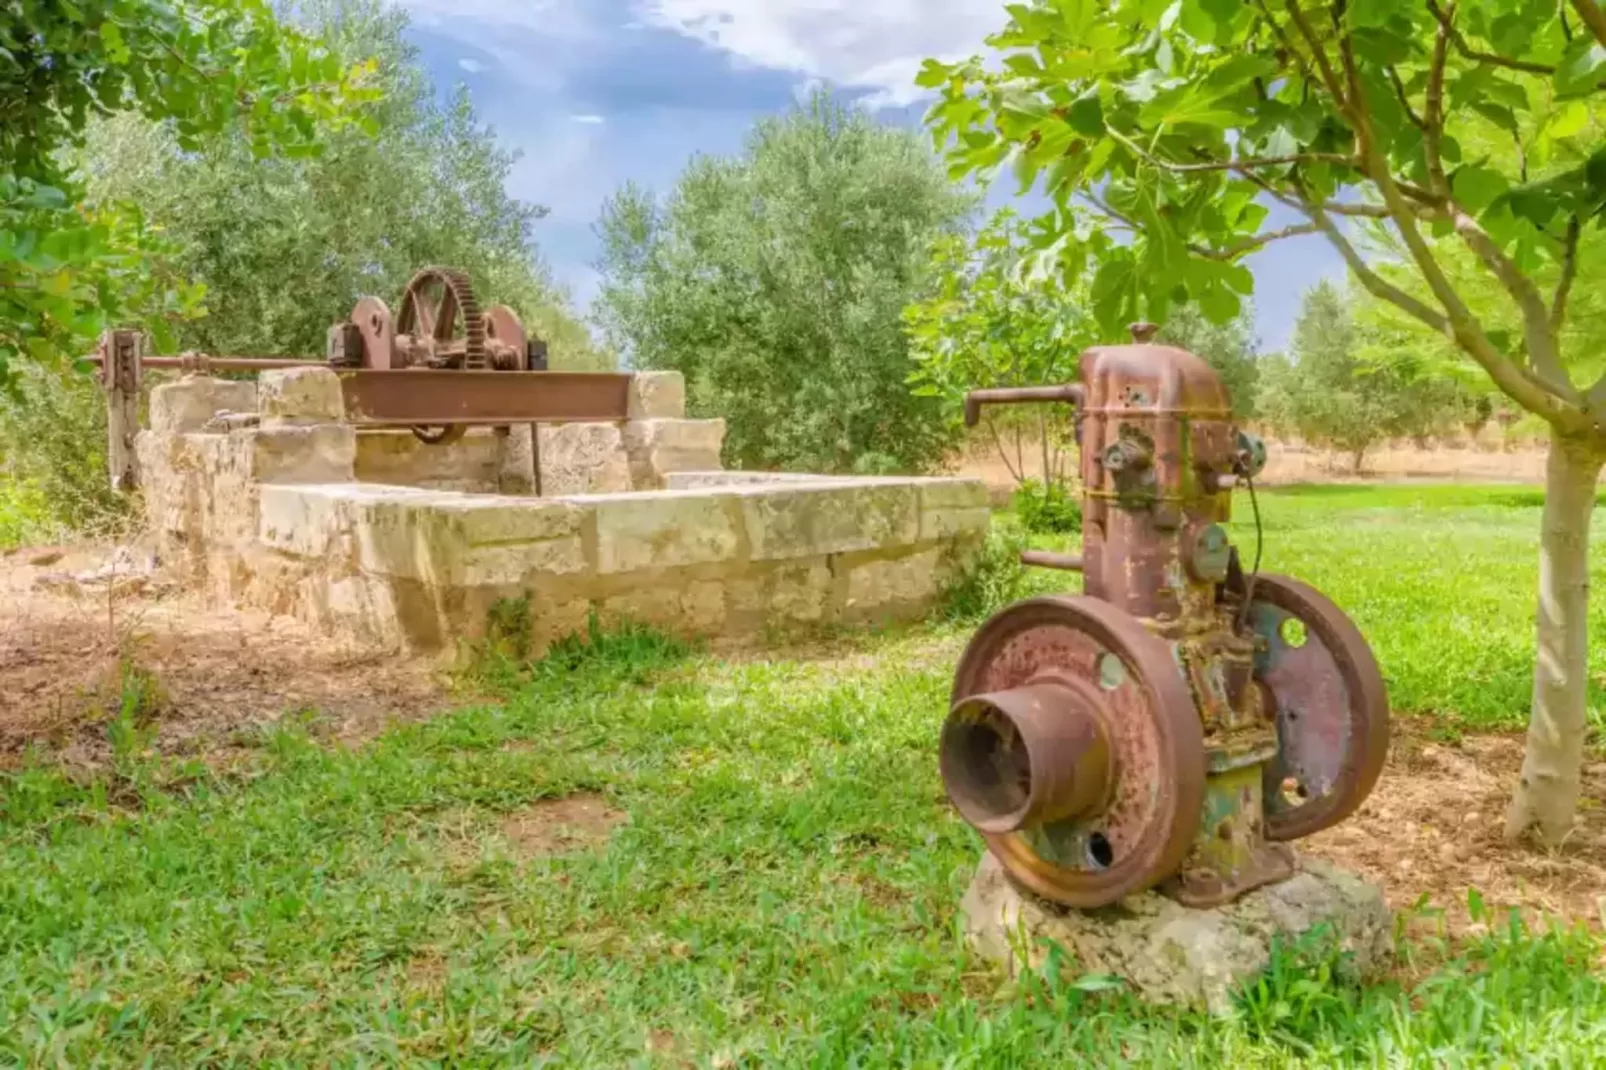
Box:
1505;431;1606;845
1350;446;1366;474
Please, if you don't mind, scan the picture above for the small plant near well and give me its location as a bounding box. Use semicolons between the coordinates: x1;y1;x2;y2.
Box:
1233;924;1362;1051
467;603;692;693
103;652;166;765
941;524;1032;623
530;611;692;691
1012;478;1082;535
465;595;536;685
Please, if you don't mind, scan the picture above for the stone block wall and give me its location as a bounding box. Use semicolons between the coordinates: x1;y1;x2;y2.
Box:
137;368;990;657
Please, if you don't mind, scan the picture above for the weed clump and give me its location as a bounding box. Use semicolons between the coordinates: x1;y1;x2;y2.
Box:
1012;477;1082;535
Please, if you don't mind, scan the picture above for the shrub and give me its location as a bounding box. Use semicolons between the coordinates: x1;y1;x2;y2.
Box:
1013;478;1082;535
942;524;1032;623
0;363;131;540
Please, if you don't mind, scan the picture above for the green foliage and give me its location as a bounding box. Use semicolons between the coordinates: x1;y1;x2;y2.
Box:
470;606;692;694
906;208;1089;487
1013;477;1082;534
1157;304;1261;420
0;363;131;536
942;524;1033;622
596;90;974;473
1233;926;1361;1050
78;0;603;370
0;0;377;387
0;478;52;549
921;0;1606;436
905;209;1092;419
1259;282;1473;468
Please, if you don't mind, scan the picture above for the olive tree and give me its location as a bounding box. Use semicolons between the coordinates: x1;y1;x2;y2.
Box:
1263;279;1472;468
79;0;602;369
596;91;975;474
923;0;1606;844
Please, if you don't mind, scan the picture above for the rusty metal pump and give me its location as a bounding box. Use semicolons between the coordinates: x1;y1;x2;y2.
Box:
940;324;1389;908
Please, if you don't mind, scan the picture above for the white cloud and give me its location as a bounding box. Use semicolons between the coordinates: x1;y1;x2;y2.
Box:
458;57;486;73
636;0;1004;108
570;114;607;124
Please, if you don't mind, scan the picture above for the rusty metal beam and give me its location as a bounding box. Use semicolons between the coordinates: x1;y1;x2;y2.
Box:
84;355;314;372
336;369;633;427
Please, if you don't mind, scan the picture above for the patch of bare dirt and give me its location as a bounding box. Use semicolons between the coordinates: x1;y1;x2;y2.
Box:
0;543;457;769
500;794;628;857
1306;724;1606;932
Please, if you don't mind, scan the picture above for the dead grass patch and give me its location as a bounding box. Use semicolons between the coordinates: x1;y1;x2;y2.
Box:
501;794;628;857
0;544;456;769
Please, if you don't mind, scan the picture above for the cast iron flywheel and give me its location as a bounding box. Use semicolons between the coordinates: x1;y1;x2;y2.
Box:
943;596;1207;908
1246;574;1390;841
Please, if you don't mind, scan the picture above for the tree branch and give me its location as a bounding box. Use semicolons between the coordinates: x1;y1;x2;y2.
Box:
1426;0;1559;72
1338;32;1588;428
1283;1;1352;111
1194;223;1324;260
1569;0;1606;48
1452;209;1576;395
1252;0;1322;88
1551;216;1582;339
984;415;1025;486
1387;65;1427;130
1106;129;1354;172
1425;3;1455;195
1323;200;1394;217
1079;191;1142;233
1301;202;1452;333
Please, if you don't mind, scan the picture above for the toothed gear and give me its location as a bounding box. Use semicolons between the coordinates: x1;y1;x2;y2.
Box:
396;266;487;369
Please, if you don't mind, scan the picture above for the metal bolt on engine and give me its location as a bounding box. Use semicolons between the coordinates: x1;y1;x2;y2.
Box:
940;325;1390;908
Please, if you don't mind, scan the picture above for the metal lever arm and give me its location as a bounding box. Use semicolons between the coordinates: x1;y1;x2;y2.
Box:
962;384;1084;428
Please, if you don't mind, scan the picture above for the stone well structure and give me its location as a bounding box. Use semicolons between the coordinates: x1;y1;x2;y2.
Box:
137;366;989;654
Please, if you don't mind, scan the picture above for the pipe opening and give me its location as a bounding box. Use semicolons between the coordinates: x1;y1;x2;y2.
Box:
940;680;1113;836
941;701;1033;832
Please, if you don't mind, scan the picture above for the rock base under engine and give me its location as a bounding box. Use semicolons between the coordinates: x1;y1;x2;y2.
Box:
959;851;1391;1014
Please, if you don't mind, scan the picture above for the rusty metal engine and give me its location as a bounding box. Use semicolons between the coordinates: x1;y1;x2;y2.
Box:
939;324;1389;909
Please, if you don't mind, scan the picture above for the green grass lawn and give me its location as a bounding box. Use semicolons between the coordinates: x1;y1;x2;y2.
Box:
0;483;1603;1066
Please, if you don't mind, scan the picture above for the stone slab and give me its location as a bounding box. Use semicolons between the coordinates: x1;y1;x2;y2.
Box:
960;851;1392;1015
354;428;503;493
258;366;345;426
245;425;356;484
539;423;633;496
627;371;687;419
621;418;726;490
841;547;943;617
589;490;741;574
740;482;920;562
149;376;258;435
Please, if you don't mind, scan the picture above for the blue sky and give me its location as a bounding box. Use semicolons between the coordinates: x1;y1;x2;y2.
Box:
398;0;1343;352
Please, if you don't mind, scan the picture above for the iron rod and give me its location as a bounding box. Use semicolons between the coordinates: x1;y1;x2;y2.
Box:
1020;550;1085;572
